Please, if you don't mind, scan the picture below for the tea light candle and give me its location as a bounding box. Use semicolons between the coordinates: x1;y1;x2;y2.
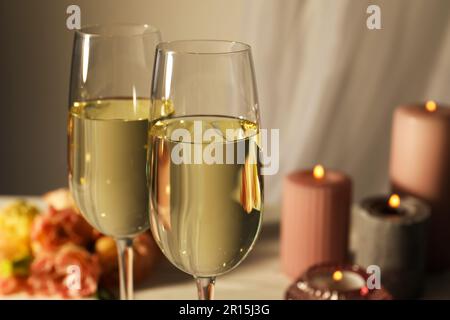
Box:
281;165;352;279
389;101;450;271
285;263;392;300
351;194;430;299
309;270;365;292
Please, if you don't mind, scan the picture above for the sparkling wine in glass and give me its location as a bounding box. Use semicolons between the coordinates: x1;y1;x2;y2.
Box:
68;24;161;299
148;40;264;299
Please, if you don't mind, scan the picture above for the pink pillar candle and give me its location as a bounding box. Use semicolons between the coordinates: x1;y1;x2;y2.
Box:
389;102;450;271
281;166;352;279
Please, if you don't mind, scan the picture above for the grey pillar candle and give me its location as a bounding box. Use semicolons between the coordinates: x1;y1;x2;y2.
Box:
351;195;430;299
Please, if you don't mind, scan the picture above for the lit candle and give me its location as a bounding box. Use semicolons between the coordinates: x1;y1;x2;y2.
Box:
351;194;430;299
425;100;437;112
285;263;392;300
309;270;365;292
313;164;325;179
389;101;450;271
368;194;404;216
281;165;352;279
388;194;400;210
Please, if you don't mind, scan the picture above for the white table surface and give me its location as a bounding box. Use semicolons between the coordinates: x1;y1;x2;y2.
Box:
1;196;449;300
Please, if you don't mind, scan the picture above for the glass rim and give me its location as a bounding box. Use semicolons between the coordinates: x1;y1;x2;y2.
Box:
156;40;251;55
74;23;161;38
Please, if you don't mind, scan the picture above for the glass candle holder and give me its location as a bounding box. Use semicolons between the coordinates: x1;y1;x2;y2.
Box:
285;263;392;300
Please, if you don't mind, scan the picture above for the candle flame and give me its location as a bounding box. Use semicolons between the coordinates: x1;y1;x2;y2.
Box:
388;194;401;208
425;100;437;112
313;165;325;179
332;270;343;282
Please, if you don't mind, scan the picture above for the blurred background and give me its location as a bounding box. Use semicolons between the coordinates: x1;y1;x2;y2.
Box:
1;0;449;207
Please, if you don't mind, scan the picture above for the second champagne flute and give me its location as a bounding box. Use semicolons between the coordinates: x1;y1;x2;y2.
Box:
148;40;264;299
68;24;161;300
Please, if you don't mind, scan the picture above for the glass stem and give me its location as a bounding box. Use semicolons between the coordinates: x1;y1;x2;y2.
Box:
116;238;134;300
195;277;215;300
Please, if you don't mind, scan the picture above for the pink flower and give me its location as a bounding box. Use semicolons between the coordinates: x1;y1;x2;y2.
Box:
31;207;95;253
28;245;101;298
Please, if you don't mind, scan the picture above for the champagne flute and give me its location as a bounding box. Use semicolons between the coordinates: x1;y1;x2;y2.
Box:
68;24;161;300
148;40;264;299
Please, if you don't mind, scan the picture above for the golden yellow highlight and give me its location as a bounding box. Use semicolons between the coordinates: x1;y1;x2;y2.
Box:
313;164;325;179
333;270;343;281
425;100;437;112
388;194;401;208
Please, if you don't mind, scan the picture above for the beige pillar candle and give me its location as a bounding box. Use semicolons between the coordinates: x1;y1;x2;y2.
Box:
281;165;352;279
389;101;450;271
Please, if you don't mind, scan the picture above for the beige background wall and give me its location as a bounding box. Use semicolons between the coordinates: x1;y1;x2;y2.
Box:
0;0;246;195
1;0;449;204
